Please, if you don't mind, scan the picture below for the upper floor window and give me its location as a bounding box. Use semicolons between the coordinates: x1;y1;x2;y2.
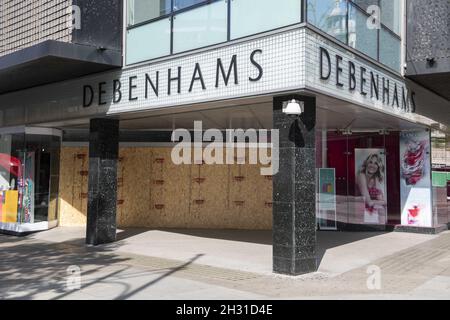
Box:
307;0;349;44
380;0;401;35
128;0;171;26
307;0;403;72
126;0;302;65
230;0;301;40
126;0;402;73
173;0;208;11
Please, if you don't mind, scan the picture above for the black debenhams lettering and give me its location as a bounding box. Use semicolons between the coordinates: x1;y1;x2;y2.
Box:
319;46;416;113
82;49;264;107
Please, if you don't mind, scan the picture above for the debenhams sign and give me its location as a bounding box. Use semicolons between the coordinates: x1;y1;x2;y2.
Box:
82;50;263;108
82;46;415;114
318;47;416;113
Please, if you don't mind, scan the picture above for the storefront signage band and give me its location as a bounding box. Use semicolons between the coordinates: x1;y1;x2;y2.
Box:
82;49;264;108
319;47;416;113
81;45;416;116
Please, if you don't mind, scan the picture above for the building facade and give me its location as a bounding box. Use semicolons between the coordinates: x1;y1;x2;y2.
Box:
0;0;449;275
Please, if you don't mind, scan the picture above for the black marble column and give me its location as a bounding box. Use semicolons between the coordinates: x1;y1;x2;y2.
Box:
86;118;119;245
273;95;317;275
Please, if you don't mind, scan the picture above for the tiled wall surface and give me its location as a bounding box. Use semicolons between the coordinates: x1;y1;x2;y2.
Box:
102;28;306;115
0;0;72;57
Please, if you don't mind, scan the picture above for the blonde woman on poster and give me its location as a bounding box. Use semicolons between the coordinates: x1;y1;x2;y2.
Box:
356;151;386;224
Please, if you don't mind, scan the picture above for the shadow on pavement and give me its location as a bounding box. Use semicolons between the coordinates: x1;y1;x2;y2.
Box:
316;231;388;265
153;228;273;245
0;234;202;300
114;227;388;269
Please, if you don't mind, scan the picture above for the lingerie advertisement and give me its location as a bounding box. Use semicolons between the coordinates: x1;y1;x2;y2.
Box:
355;149;387;225
400;131;432;227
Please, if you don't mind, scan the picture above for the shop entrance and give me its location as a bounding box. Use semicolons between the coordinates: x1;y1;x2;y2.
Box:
316;130;402;230
57;100;275;231
0;128;61;233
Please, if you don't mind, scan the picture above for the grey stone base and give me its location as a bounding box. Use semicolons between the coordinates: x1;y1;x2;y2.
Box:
394;224;448;235
273;257;317;276
335;222;395;232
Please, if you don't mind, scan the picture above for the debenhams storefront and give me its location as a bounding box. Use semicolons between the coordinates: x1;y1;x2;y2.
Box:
0;6;449;274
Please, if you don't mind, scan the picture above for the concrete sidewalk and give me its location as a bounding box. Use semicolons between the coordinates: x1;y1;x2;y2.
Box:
1;227;450;300
28;227;438;275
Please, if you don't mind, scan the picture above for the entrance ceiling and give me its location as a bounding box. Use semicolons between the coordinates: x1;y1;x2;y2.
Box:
39;93;428;132
116;94;427;132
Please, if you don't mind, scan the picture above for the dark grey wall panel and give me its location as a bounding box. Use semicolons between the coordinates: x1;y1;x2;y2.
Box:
72;0;123;52
406;0;450;74
406;0;450;100
272;95;317;276
86;118;119;245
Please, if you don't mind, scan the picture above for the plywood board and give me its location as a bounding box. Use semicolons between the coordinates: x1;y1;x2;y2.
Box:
58;147;272;230
58;147;88;226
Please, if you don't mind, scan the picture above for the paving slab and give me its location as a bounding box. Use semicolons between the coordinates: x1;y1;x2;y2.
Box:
28;227;438;276
1;228;449;300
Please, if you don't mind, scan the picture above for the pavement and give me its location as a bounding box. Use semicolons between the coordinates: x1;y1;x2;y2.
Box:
1;227;450;300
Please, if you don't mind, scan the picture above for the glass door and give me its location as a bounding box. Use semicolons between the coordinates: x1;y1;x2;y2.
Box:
0;128;61;231
316;130;348;230
316;130;401;229
24;133;61;224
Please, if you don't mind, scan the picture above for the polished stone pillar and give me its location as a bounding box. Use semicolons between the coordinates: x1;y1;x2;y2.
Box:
273;95;317;275
86;118;119;245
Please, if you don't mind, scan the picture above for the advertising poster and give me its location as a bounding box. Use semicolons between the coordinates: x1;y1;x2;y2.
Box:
21;152;35;224
400;131;432;227
355;149;387;224
318;168;336;229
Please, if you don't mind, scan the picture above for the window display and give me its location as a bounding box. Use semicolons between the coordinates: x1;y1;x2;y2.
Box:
0;129;61;232
431;130;449;225
21;152;35;224
400;131;432;227
317;129;439;229
0;133;24;224
316;130;400;228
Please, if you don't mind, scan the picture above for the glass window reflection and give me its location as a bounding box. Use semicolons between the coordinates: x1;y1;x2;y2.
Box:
348;4;378;59
173;0;227;53
380;0;401;35
379;27;401;72
128;0;171;26
0;131;60;227
308;0;348;44
230;0;301;40
307;0;402;72
173;0;207;11
351;0;378;11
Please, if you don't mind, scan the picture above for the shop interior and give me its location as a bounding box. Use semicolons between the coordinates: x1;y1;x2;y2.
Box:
0;128;60;232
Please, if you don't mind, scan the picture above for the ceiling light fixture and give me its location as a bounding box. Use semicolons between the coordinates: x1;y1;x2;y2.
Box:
282;99;304;117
